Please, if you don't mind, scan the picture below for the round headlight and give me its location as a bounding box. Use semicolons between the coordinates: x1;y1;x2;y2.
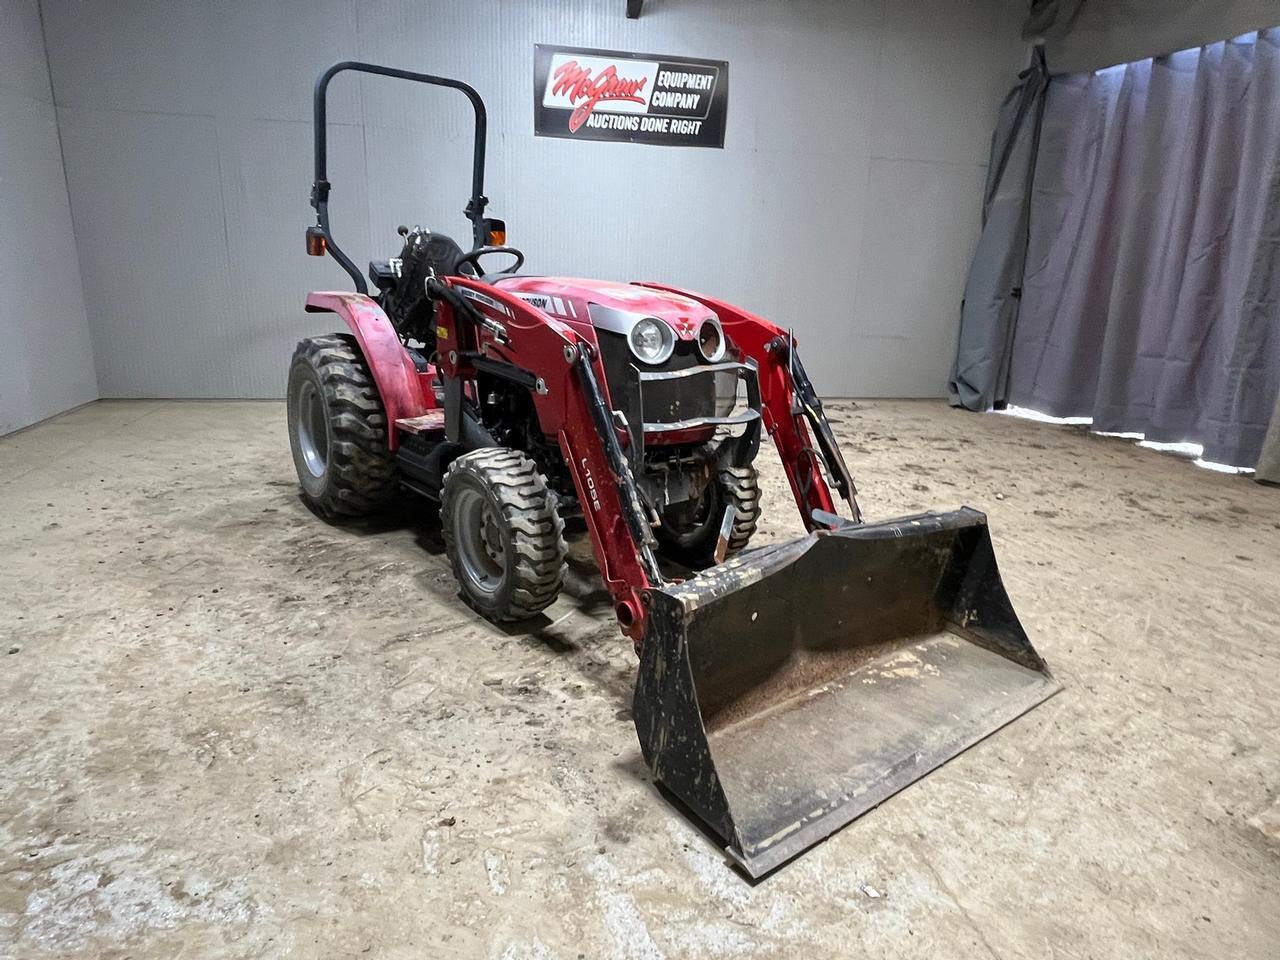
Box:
628;318;674;365
697;318;725;362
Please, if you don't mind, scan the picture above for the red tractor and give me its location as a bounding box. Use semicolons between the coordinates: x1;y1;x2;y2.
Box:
289;62;1059;877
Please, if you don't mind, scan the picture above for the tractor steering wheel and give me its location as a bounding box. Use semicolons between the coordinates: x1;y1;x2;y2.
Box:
454;245;525;278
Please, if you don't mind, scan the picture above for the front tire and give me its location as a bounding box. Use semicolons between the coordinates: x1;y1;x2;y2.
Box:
440;448;567;622
657;465;761;568
287;334;397;517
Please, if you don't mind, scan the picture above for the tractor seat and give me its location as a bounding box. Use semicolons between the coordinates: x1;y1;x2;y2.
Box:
367;253;480;292
368;228;473;295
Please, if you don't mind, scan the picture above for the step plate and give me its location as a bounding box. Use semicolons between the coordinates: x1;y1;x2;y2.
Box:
395;411;446;435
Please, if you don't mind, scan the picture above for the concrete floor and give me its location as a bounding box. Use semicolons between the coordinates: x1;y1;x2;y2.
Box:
0;399;1277;959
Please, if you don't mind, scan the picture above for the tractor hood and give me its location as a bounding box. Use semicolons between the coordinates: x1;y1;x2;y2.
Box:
493;276;715;341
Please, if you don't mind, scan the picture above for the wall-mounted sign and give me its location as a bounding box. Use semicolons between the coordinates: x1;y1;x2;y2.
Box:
534;44;728;148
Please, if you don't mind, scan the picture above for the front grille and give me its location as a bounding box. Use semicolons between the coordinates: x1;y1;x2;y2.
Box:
596;331;717;425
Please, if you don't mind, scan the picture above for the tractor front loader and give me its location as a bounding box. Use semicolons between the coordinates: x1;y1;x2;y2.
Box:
289;62;1060;877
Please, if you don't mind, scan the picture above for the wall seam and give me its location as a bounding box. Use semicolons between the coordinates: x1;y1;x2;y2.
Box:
844;0;890;381
35;0;100;402
354;0;374;261
41;102;363;125
209;115;240;396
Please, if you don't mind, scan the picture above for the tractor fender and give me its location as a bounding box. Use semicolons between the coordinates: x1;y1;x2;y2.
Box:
305;291;428;448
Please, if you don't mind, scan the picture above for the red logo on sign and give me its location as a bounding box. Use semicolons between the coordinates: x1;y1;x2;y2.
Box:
551;60;649;132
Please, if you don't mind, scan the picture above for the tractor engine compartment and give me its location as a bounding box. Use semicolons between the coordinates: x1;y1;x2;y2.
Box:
373;246;762;542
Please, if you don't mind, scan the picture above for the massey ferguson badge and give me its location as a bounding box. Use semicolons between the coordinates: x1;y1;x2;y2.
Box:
534;44;728;147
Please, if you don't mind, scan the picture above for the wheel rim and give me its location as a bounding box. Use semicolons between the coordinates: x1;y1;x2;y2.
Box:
664;483;719;546
452;488;506;596
295;379;329;479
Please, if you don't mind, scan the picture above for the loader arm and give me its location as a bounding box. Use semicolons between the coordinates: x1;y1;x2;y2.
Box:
635;284;861;527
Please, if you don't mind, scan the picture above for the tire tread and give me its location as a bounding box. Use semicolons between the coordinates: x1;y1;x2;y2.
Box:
440;448;567;621
288;334;397;517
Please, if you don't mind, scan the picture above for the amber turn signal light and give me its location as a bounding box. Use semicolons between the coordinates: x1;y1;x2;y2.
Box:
484;217;506;246
305;226;328;257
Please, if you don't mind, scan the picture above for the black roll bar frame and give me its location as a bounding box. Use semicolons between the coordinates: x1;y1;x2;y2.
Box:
310;61;489;294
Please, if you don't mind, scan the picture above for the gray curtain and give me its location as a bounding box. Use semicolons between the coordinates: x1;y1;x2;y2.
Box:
1026;0;1280;74
948;49;1048;411
1007;30;1280;469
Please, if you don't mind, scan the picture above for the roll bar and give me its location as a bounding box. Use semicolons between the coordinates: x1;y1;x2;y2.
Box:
309;61;490;294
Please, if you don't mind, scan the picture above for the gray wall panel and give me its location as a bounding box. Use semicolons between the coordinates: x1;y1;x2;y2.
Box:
1;0;52;103
361;105;488;248
852;157;991;396
213;0;363;123
57;108;233;397
40;0;364;123
40;0;221;115
218;117;372;393
42;0;1025;399
0;0;95;435
872;0;1027;166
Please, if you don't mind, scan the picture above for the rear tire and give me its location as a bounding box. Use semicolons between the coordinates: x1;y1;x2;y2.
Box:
287;334;397;517
441;448;567;622
657;465;761;568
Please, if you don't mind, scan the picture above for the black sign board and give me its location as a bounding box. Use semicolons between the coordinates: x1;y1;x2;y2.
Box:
534;44;728;148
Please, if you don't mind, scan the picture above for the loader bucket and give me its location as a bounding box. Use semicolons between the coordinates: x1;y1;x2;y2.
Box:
633;507;1060;878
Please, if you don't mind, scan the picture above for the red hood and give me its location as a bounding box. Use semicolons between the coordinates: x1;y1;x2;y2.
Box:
493;276;715;340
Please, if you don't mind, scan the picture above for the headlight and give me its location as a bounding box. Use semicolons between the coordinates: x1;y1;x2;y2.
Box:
628;317;674;365
697;317;725;362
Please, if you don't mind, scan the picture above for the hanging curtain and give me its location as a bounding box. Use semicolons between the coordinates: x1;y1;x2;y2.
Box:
948;48;1049;411
1006;29;1280;469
